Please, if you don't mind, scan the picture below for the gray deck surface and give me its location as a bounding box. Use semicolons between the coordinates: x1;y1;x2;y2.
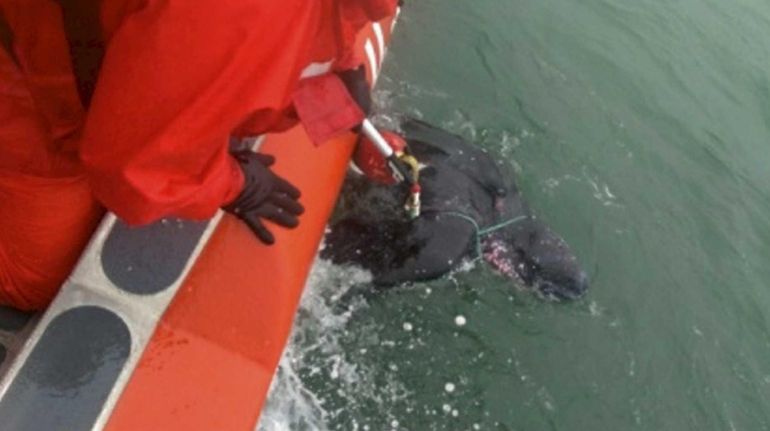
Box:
0;306;130;431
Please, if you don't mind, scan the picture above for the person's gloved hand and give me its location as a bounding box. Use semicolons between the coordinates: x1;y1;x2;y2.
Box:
337;66;372;118
223;151;304;245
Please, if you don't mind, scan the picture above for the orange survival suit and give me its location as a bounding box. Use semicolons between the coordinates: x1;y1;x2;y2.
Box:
0;0;398;311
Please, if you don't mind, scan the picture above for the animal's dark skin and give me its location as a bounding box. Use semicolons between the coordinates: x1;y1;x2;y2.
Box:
323;119;589;300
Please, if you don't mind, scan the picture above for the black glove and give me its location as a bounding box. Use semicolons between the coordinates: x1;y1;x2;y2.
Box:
223;151;304;245
337;66;372;117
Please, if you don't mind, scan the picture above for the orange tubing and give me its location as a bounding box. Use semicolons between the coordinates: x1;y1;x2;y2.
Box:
105;128;356;431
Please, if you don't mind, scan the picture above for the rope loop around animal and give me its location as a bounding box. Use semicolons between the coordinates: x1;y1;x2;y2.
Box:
431;211;529;259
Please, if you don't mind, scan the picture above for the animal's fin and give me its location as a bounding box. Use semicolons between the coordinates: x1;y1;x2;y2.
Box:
322;218;412;273
373;215;475;286
323;214;475;287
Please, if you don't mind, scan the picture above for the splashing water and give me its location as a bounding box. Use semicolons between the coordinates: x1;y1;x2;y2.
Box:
257;259;368;430
257;258;411;430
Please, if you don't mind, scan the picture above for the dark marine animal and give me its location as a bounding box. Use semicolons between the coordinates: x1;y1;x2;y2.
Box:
322;119;588;300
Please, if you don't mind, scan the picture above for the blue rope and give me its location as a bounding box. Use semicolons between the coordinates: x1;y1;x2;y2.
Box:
434;211;528;259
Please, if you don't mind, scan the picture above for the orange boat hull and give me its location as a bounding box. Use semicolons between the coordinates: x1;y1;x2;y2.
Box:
0;13;398;431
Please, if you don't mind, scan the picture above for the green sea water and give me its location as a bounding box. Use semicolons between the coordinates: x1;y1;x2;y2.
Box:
260;1;770;429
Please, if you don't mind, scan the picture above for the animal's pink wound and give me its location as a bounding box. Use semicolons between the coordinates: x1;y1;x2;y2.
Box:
483;239;516;278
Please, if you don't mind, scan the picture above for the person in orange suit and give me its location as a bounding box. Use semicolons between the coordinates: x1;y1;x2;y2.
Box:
0;0;398;311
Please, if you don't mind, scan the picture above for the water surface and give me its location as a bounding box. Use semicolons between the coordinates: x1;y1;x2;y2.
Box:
262;1;770;429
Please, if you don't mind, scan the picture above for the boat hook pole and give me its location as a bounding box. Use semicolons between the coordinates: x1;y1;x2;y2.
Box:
360;119;422;218
361;119;412;184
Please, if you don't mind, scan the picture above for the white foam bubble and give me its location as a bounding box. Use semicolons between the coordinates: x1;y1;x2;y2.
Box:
455;315;467;327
